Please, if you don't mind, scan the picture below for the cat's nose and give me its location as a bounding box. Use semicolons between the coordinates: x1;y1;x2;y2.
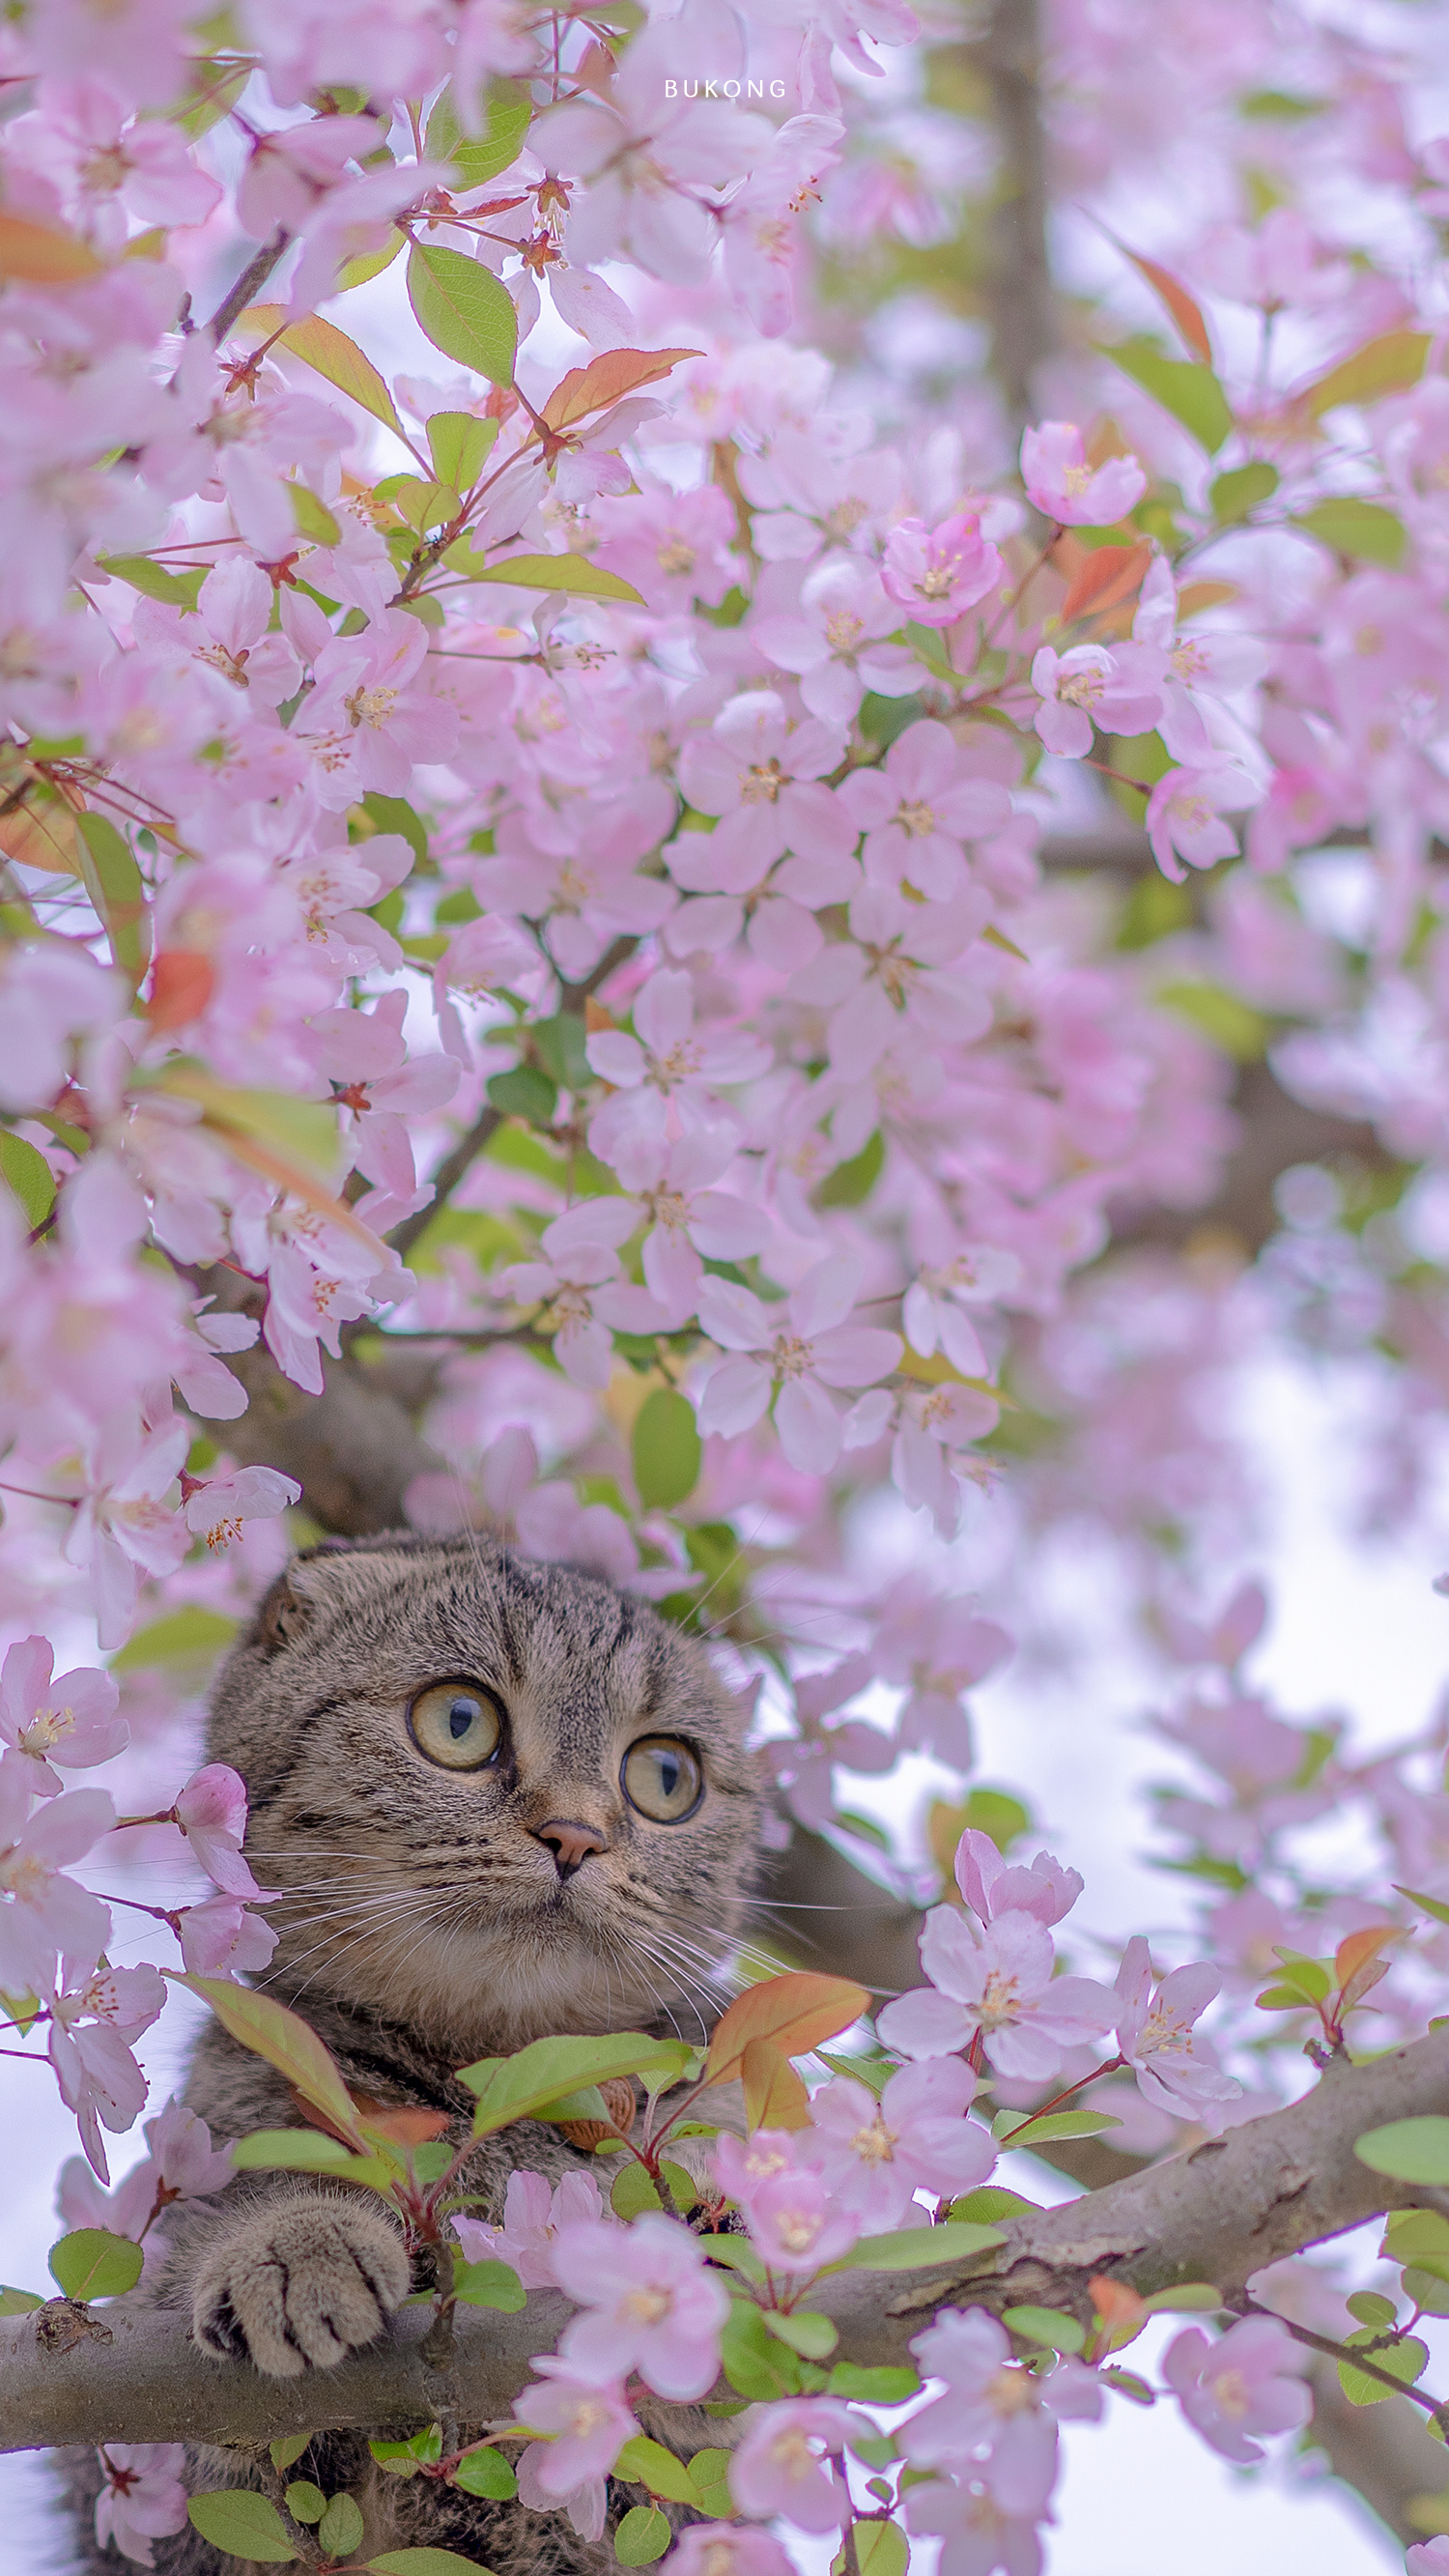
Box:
532;1817;610;1878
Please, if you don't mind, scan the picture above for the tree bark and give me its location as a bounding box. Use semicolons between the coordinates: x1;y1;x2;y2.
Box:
7;2029;1449;2455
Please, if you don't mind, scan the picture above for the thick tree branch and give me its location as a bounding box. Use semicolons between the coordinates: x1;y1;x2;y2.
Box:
7;2032;1449;2455
974;0;1055;420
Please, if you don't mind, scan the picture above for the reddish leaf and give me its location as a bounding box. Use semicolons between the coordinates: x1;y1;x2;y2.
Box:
540;347;702;434
361;2104;453;2147
0;211;102;283
1090;2277;1148;2347
706;1971;868;2088
741;2037;811;2132
1107;234;1212;364
175;1975;367;2149
1334;1926;1397;1989
1056;538;1153;626
145;950;214;1032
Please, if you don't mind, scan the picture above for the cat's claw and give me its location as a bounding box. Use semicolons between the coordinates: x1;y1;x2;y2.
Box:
191;2198;411;2377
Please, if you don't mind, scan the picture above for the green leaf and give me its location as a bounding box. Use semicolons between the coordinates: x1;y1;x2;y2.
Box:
245;306;406;443
611;2162;665;2219
1357;2118;1449;2184
428;411;497;494
359;791;428;869
1154;981;1267;1062
231;2129;391;2182
720;2298;803;2399
1338;2331;1429;2406
1401;2268;1449;2317
615;2506;673;2565
453;2445;518;2499
1101;2366;1156;2405
408;244;517;385
77;811;150;987
853;2523;908;2576
47;2231;144;2302
1099;336;1235;455
1346;2292;1400;2330
1296;330;1432;421
828;2362;921;2402
1209;461;1279;524
337;230;407;292
992;2107;1122;2147
98;554;207;609
1384;2211;1449;2262
289;483;340;547
109;1606;239;1671
815;2051;893;2098
366;2556;497;2575
698;2233;766;2284
1399;1884;1449;1929
615;2437;699;2505
488;1065;557;1128
149;1067;341;1198
447;546;644;606
319;2495;366;2559
0;2286;43;2315
1294;498;1407;569
836;2222;1004;2272
284;2482;327;2525
270;2437;312;2475
762;2307;838;2359
633;1388;702;1510
818;1129;885;1209
186;2492;298;2562
1002;2304;1087;2355
0;1131;55;1230
452;2257;526;2310
461;2033;692;2137
948;2188;1038;2224
423;81;533;189
175;1977;367;2148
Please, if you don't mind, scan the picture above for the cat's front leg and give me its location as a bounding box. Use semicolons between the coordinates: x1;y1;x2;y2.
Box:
190;2188;411;2378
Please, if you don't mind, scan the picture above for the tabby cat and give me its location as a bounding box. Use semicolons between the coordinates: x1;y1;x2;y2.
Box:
63;1531;766;2574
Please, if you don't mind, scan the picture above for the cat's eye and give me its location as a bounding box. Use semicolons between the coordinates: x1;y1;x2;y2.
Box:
621;1735;703;1822
409;1680;503;1771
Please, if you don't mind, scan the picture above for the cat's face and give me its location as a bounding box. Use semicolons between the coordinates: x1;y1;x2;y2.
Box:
209;1534;765;2056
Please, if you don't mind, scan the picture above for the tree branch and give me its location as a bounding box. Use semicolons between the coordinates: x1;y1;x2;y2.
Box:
8;2032;1449;2455
208;229;291;344
974;0;1055;422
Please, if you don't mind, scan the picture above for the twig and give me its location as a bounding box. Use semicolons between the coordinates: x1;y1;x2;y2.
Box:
208;229;291;345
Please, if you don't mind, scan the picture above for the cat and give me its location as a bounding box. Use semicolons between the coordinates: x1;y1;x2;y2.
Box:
62;1531;766;2575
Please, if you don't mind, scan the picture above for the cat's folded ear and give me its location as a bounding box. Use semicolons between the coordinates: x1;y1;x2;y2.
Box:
254;1542;355;1652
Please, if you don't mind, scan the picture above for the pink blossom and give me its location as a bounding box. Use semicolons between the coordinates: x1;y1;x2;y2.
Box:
902;1243;1021;1378
183;1465;300;1556
696;1255;902;1474
1145;766;1251;883
882;511;1006;627
722;114;846;336
175;1893;279;1977
953;1830;1084;1929
587;968;772;1168
0;1772;114;1994
0;1639;127;1795
665;2528;796;2576
133;558;301;707
551;2211;729;2398
805;2057;997;2227
752;558;918;725
0;943;123;1116
1030;644;1164;759
1113;1937;1241;2125
892;1382;1002;1538
903;2306;1100;2512
613;1130;770;1320
236;113;384;237
676;691;850;894
142;2097;235;2197
174;1765;265;1900
838;720;1012;900
1020;423;1147;527
454;2166;604;2287
728;2398;857;2532
63;1416;190;1652
498;1201;671;1388
296;612;458;809
94;2443;189;2569
789;883;994;1073
1163;2315;1310;2462
514;2359;639;2540
593;480;741;615
740;2161;863;2272
48;1961;163;2183
875;1906;1114;2080
903;2474;1048;2576
1407;2546;1449;2576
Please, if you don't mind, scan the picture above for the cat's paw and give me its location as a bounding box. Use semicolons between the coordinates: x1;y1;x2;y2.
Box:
191;2198;411;2377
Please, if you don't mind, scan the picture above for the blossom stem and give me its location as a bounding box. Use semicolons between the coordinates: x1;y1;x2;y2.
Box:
1015;2055;1125;2121
1240;2297;1447;2417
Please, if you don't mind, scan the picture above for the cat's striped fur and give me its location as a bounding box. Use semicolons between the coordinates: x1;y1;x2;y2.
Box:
63;1533;765;2574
